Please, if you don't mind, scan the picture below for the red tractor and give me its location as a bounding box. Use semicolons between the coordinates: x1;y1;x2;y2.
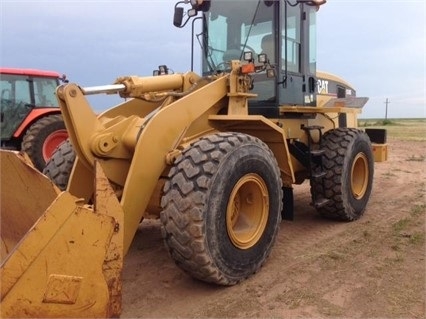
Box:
0;68;68;171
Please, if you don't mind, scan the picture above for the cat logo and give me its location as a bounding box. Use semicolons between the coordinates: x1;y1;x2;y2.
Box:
317;79;329;94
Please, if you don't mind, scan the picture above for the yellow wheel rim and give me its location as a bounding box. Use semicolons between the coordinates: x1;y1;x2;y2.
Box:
226;173;269;250
351;153;369;199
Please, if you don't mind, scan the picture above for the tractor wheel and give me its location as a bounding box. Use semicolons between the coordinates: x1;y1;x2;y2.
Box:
43;139;75;190
21;114;68;171
160;132;282;285
312;128;374;221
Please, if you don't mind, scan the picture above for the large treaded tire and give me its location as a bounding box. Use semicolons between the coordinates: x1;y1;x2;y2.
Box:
160;132;282;285
21;114;68;171
312;128;374;221
43;139;75;190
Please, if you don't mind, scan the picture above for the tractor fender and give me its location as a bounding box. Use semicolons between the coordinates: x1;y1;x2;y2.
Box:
13;108;61;138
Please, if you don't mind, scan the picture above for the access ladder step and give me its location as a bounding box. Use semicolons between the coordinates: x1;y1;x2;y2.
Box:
311;171;326;179
310;149;325;157
302;125;324;131
312;198;330;209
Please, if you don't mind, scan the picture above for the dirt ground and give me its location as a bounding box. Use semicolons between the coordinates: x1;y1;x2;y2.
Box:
121;137;425;318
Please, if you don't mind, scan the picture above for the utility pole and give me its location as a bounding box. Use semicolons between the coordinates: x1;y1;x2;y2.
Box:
384;98;390;120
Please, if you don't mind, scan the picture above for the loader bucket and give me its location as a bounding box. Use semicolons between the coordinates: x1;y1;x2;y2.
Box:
0;151;124;318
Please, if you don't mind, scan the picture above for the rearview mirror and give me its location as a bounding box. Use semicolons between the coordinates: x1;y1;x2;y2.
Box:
173;7;184;27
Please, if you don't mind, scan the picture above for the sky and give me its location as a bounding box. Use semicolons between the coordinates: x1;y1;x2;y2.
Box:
1;0;425;119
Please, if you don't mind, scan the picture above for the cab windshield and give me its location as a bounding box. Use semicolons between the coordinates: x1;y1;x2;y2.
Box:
200;0;274;74
0;74;59;107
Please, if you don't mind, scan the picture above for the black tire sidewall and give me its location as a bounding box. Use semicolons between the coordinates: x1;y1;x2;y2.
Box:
206;142;281;279
22;115;66;170
43;139;75;190
341;131;374;217
316;128;375;221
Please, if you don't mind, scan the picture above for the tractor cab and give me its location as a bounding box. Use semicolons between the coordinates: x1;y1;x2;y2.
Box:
174;0;325;117
0;68;68;170
0;69;61;141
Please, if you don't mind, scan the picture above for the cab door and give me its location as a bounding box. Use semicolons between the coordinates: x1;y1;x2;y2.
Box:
278;3;317;107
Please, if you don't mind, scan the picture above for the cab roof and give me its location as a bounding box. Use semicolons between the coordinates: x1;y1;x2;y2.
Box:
0;68;61;78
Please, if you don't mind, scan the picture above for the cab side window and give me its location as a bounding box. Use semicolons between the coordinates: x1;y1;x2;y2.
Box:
282;4;301;73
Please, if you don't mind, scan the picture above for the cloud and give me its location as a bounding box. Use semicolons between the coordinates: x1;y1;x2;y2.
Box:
1;1;191;76
1;0;425;117
317;1;425;118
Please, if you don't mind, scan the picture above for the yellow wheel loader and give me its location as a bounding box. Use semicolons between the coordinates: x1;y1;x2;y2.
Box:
1;0;387;317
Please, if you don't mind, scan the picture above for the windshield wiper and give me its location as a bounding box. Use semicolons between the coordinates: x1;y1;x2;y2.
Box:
197;31;217;73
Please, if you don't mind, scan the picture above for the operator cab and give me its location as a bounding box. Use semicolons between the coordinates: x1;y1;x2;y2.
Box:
174;0;324;118
0;69;63;141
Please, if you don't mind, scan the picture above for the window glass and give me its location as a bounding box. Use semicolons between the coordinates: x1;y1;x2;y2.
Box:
0;74;31;139
282;5;301;73
0;75;31;105
33;77;58;107
202;1;273;73
309;8;317;74
0;77;13;102
244;3;275;102
201;14;228;72
15;80;31;105
243;20;273;60
201;0;275;102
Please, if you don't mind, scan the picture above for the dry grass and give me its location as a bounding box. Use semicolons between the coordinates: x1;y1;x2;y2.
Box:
359;118;426;141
